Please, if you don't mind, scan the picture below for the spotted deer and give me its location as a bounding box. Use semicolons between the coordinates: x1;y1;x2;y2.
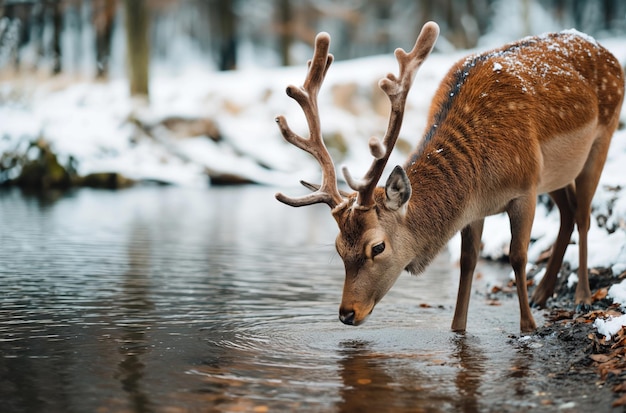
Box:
275;21;624;332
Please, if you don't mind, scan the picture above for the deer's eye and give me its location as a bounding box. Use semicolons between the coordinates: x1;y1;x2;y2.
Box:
372;242;385;257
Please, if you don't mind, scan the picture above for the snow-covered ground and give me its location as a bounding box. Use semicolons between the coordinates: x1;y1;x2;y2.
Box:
2;29;626;330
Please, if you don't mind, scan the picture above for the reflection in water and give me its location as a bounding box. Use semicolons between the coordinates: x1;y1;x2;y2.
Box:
334;339;445;413
510;347;533;396
0;186;617;412
114;223;154;413
337;340;400;413
336;335;487;413
115;329;150;412
451;334;486;413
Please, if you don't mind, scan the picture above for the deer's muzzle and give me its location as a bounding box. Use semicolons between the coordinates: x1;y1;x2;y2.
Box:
338;303;373;326
338;309;356;325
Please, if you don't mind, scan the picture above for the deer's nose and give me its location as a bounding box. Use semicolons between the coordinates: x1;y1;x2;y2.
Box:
339;309;356;325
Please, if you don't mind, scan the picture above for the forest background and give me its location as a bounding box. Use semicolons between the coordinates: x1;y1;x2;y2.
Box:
2;0;625;98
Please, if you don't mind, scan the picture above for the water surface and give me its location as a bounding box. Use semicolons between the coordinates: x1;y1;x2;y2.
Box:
0;186;615;412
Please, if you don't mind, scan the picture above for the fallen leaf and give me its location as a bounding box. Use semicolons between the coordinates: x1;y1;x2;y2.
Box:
612;336;626;349
613;382;626;392
549;310;575;321
590;354;612;363
614;392;626;407
600;367;622;380
592;288;609;302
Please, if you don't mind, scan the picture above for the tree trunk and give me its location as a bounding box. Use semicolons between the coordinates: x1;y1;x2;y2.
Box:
51;0;62;75
94;0;117;79
214;0;237;71
124;0;149;98
277;0;292;66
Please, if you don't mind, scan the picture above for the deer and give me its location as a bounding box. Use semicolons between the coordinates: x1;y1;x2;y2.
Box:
274;21;624;333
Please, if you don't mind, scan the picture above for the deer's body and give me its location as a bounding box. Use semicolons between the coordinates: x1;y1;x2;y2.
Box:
276;23;624;333
402;31;624;331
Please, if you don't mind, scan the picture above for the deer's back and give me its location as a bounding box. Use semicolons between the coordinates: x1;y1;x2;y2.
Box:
407;30;624;218
423;30;622;148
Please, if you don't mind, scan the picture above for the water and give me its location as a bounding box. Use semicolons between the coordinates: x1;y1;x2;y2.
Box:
0;186;616;412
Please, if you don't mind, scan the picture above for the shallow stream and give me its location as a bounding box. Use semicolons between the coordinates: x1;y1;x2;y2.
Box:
0;186;617;412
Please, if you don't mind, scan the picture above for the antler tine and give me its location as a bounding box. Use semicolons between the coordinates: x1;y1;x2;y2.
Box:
343;21;440;208
275;32;344;209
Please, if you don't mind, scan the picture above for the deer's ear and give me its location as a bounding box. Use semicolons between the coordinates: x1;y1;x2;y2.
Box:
385;165;411;211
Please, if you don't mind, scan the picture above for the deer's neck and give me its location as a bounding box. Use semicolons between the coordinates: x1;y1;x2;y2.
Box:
402;128;478;274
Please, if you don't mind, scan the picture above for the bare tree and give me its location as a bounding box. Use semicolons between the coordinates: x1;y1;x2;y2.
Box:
2;0;34;70
208;0;237;71
94;0;116;78
124;0;149;98
276;0;292;66
51;0;62;74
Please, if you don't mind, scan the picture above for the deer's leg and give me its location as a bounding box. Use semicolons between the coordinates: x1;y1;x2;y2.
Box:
573;133;612;311
451;219;485;332
507;194;537;333
530;185;576;308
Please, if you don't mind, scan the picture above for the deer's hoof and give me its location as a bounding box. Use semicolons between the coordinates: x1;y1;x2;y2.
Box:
575;302;592;314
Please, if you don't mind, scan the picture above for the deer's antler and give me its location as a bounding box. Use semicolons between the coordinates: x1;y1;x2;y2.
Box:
342;21;440;208
275;32;344;209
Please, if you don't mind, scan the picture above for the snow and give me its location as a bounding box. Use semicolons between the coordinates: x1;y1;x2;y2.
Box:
609;281;626;309
2;28;626;339
560;28;598;46
594;314;626;340
533;267;547;285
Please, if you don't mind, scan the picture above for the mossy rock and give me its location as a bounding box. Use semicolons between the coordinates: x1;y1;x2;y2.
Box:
15;141;73;189
80;172;135;189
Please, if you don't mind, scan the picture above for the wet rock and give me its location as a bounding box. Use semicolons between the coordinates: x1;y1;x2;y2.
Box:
207;170;254;185
3;139;75;189
79;172;135;189
0;138;140;190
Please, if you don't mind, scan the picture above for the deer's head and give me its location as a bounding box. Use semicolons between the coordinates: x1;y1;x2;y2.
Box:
275;22;439;325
